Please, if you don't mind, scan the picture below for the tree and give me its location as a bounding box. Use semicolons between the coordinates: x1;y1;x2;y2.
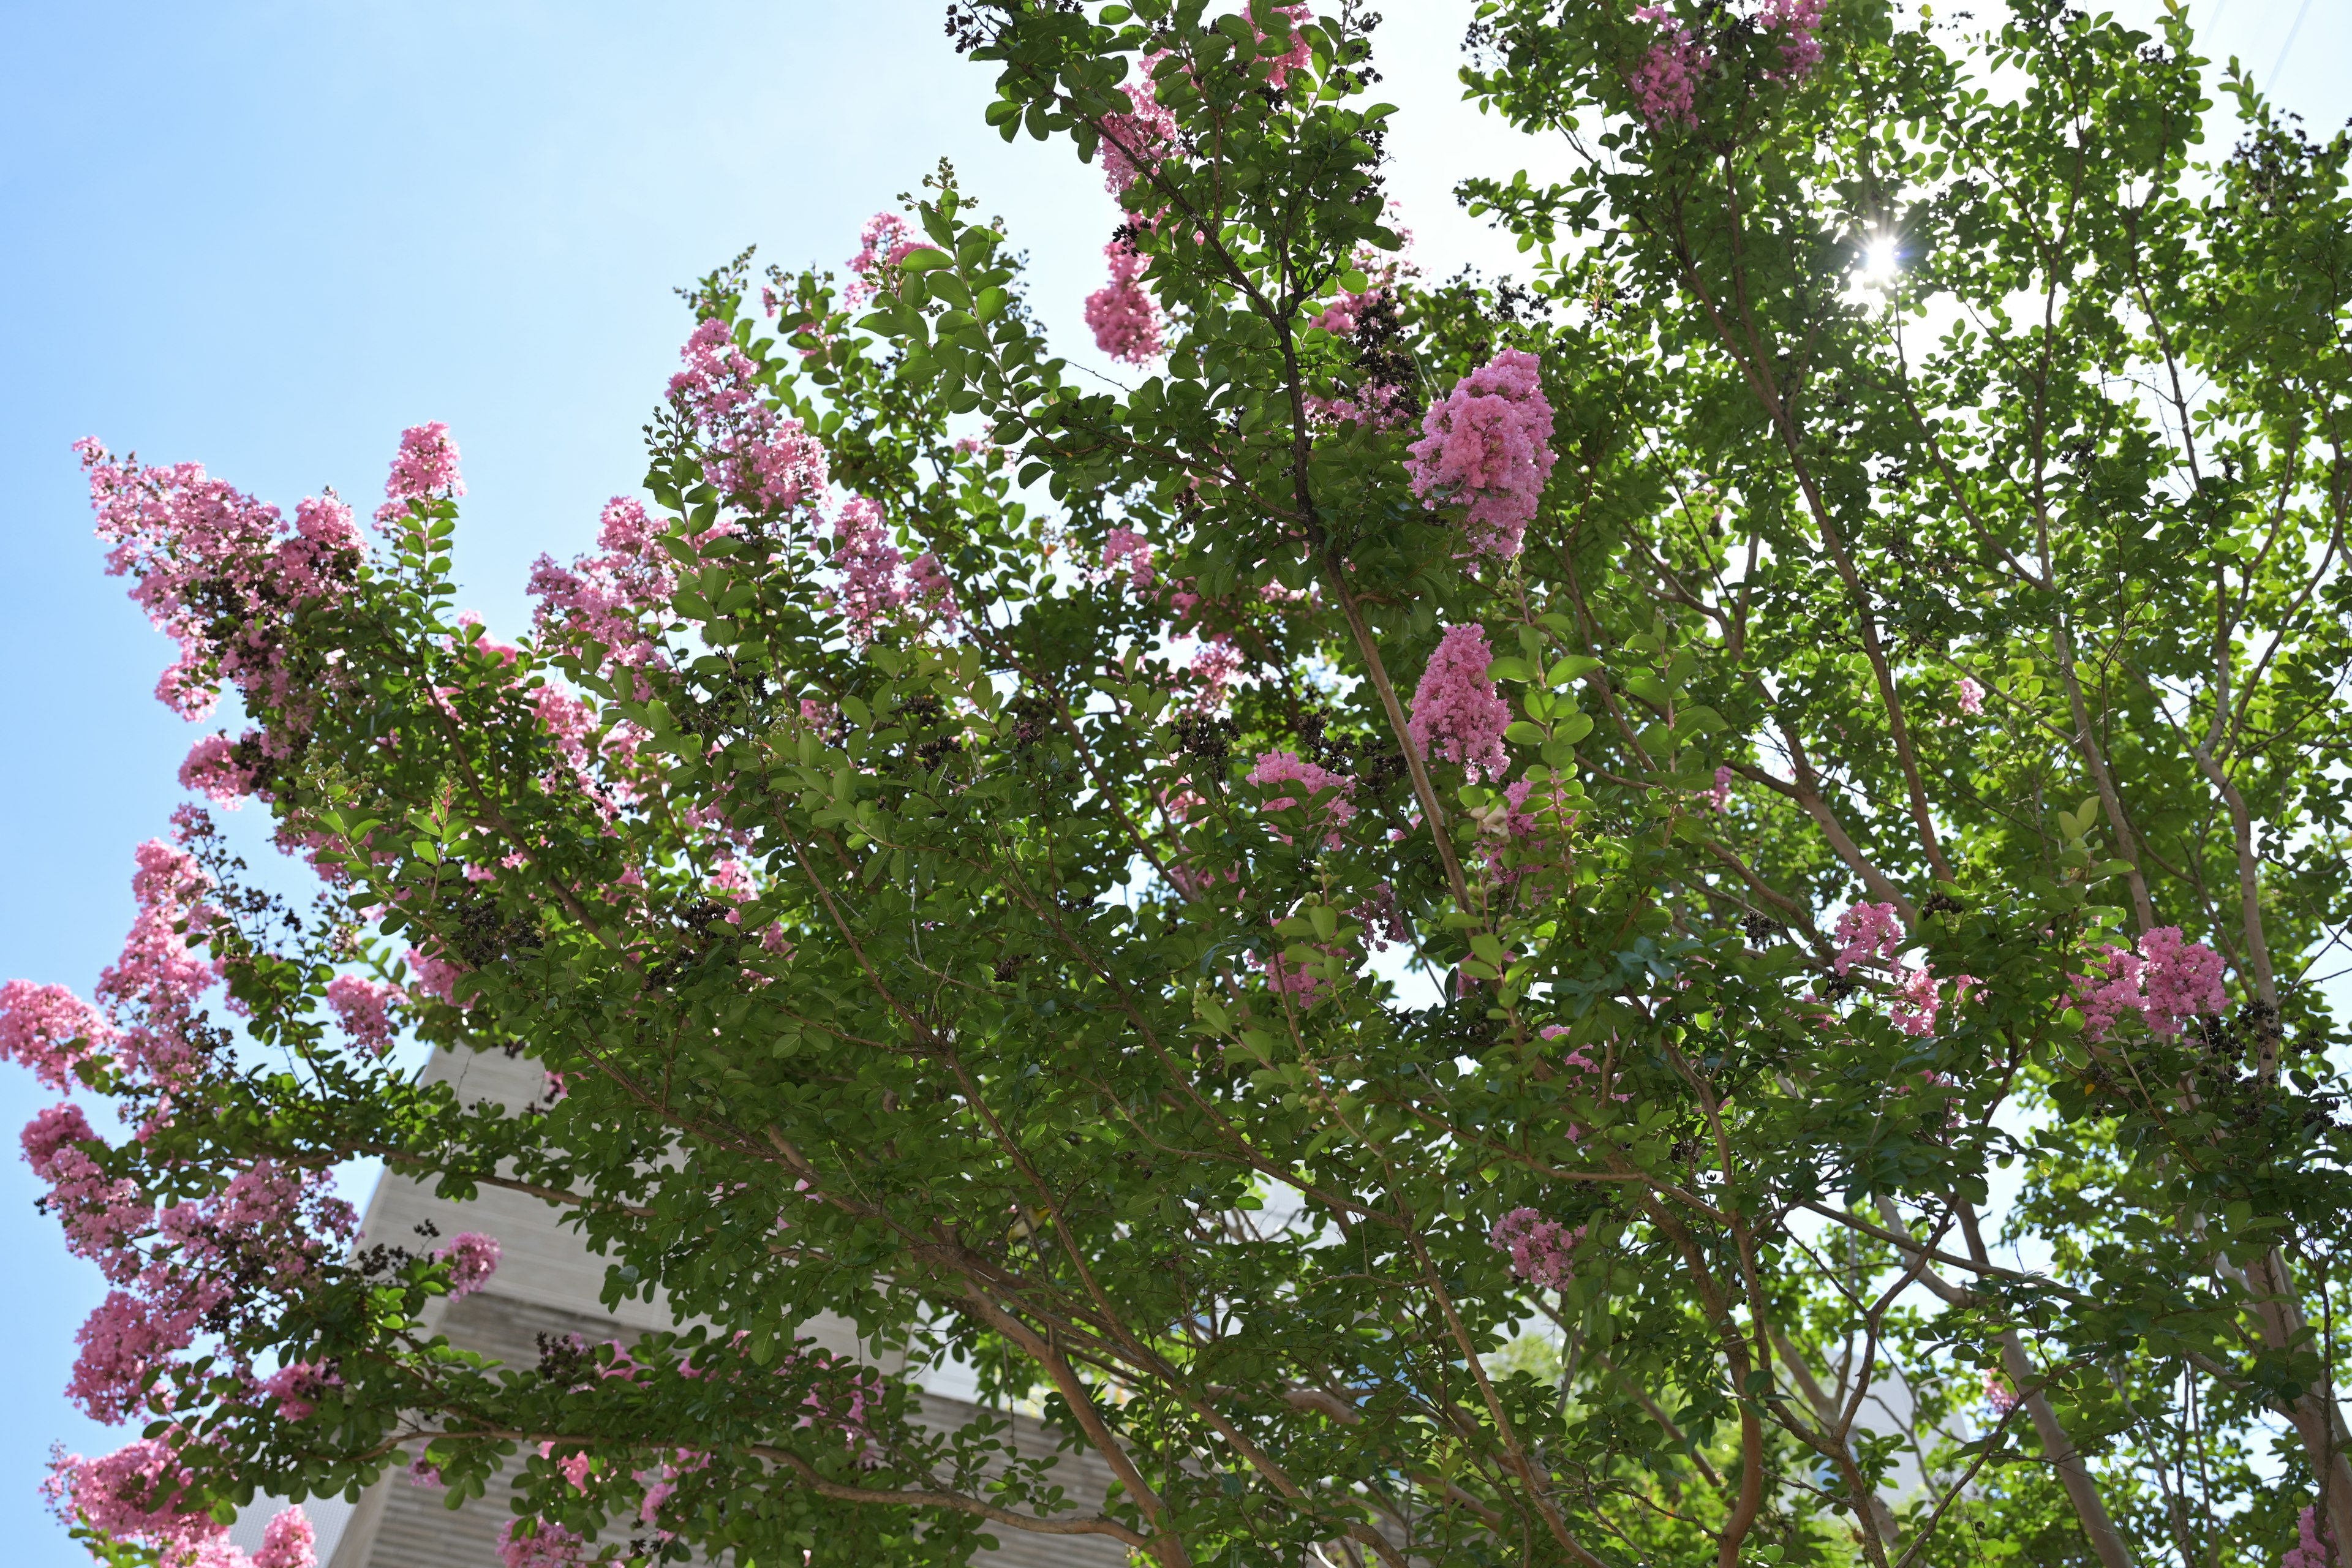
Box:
10;1;2352;1564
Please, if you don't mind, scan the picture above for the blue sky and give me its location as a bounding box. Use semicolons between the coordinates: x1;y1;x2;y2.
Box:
0;0;2339;1560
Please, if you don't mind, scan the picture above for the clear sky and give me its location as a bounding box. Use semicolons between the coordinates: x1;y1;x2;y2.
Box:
0;1;2339;1560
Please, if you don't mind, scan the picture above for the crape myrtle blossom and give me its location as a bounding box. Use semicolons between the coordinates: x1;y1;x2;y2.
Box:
1830;903;1978;1038
1097;56;1180;198
527;496;678;699
178;733;262;805
439;1231;503;1299
61;1161;356;1425
1085;239;1166;364
1832;901;1905;975
0;979;115;1092
80;440;364;723
499;1517;589;1568
1407;624;1511;782
1755;0;1827;81
2073;925;2229;1041
668;317;829;514
1626;7;1712;129
1100;525;1155;589
1405;349;1557;559
1490;1208;1581;1290
2285;1506;2334;1568
45;1436;318;1568
1246;750;1355;848
1956;674;1986;716
843;211;938;308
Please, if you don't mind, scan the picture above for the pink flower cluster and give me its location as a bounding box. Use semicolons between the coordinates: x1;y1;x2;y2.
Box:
1099;62;1180;199
1101;526;1155;589
1407;624;1512;782
177;734;265;805
2285;1506;2333;1568
375;420;465;530
1627;7;1712;129
1087;241;1166;364
499;1518;588;1568
63;1161;355;1425
1833;902;1905;974
1982;1368;2018;1417
528;496;676;698
260;1360;337;1422
45;1438;313;1567
254;1507;318;1568
96;839;224;1090
1755;0;1826;81
439;1231;503;1299
829;496;936;642
1250;3;1316;88
1188;635;1242;712
669;317;831;513
2072;926;2228;1041
1405;349;1557;559
1246;750;1355;847
80;439;364;723
324;974;400;1055
0;980;113;1093
1259;946;1335;1009
1831;902;1976;1038
1956;674;1985;716
844;212;937;307
1491;1207;1581;1290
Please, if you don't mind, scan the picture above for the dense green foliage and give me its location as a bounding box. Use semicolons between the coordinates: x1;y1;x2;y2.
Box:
29;2;2352;1565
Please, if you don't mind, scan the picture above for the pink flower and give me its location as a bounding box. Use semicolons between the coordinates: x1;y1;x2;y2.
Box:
1406;624;1511;782
1956;674;1985;716
438;1231;502;1299
2285;1505;2333;1568
1098;63;1180;199
406;1453;445;1490
1755;0;1826;81
382;421;464;507
1832;902;1905;975
70;1289;197;1423
844;212;938;307
261;1362;336;1422
1405;349;1556;558
1982;1368;2018;1417
0;979;115;1092
1086;241;1166;364
2073;927;2228;1041
79;440;364;723
1248;4;1316;87
178;735;257;805
558;1452;594;1491
324;974;399;1054
1890;964;1944;1037
829;497;909;640
402;946;468;1007
254;1506;318;1568
1246;751;1355;846
905;551;960;628
1490;1207;1581;1290
44;1438;228;1560
1627;7;1713;129
498;1518;587;1568
528;497;676;699
1101;526;1155;589
1707;764;1733;812
1188;635;1242;712
668;317;830;513
1311;288;1375;336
